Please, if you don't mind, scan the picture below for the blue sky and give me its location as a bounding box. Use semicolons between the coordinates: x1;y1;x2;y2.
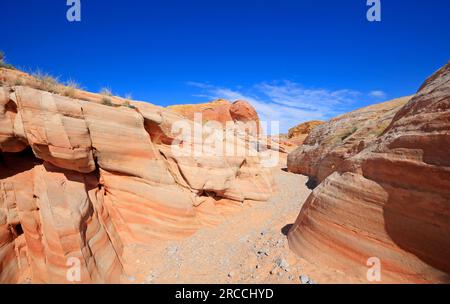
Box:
1;0;449;132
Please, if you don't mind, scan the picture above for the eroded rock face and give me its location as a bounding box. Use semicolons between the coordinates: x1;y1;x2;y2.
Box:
288;63;450;283
287;96;411;182
0;83;274;283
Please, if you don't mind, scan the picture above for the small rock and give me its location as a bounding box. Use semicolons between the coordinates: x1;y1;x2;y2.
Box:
255;264;260;269
167;245;178;255
300;275;310;284
145;272;156;283
257;248;270;256
239;236;249;243
228;272;234;278
275;258;289;271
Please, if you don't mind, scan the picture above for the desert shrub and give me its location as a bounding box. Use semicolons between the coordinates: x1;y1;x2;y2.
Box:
101;97;114;106
100;87;113;96
100;87;118;107
33;70;60;93
63;79;80;98
0;51;15;70
0;62;15;69
122;100;136;109
14;77;24;86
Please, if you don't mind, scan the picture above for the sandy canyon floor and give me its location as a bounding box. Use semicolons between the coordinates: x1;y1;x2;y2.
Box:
122;160;362;284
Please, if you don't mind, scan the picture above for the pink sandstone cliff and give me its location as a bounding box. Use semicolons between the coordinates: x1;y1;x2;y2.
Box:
288;62;450;283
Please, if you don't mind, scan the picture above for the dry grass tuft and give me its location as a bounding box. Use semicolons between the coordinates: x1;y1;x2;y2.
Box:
63;79;81;98
33;70;61;93
0;51;15;70
100;87;113;96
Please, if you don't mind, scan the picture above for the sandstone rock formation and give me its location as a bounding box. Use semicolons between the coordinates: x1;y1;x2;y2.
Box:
0;69;274;283
168;98;286;163
272;120;325;152
288;120;323;140
169;99;260;136
288;62;450;283
287;96;411;182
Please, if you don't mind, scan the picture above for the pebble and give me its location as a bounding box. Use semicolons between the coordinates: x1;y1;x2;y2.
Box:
275;258;289;271
300;275;310;284
167;245;178;255
145;272;156;283
257;248;270;256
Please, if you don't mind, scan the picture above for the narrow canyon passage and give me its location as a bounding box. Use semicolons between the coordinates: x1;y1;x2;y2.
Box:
121;163;358;284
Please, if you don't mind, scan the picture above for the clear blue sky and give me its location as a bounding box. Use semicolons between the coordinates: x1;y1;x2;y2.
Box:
1;0;449;132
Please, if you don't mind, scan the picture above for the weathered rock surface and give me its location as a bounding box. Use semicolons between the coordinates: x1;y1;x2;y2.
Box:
288;62;450;283
287;96;411;182
0;70;274;283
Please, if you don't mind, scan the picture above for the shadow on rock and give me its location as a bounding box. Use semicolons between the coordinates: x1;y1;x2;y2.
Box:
305;177;318;190
281;224;293;236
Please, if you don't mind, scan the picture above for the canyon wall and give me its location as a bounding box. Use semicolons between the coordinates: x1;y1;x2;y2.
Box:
287;96;411;182
288;63;450;283
0;77;274;283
